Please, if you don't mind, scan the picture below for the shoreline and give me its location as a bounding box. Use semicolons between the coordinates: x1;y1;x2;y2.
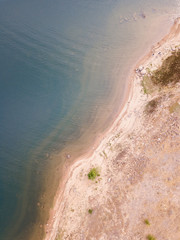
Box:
44;17;180;240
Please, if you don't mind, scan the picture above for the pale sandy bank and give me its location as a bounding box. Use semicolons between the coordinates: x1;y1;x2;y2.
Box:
44;18;180;240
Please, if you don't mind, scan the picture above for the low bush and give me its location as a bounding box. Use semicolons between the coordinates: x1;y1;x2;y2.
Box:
88;168;100;180
151;50;180;86
145;98;159;114
88;209;93;214
144;219;150;225
147;234;156;240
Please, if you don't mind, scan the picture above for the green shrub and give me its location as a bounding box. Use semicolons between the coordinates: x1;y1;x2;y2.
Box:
147;234;156;240
88;168;100;180
144;219;150;225
88;209;93;214
151;50;180;86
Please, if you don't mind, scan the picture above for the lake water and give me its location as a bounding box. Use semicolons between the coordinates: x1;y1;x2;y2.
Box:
0;0;178;239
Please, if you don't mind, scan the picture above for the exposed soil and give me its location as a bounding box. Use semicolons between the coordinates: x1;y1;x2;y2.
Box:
45;18;180;240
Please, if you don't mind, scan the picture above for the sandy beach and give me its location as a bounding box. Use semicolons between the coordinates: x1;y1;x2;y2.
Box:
44;18;180;240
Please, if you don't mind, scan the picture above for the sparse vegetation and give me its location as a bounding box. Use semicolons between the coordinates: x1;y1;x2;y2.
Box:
141;76;150;94
100;150;108;159
144;219;150;225
88;209;93;214
99;152;103;157
145;98;159;114
88;168;100;180
169;102;180;113
55;236;62;240
102;150;107;159
146;67;151;74
147;234;156;240
141;75;155;94
55;231;63;240
115;133;120;138
142;81;148;94
151;50;180;86
141;50;180;94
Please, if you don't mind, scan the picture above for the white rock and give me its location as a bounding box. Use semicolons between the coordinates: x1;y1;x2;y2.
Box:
139;65;144;71
108;178;111;182
141;69;146;75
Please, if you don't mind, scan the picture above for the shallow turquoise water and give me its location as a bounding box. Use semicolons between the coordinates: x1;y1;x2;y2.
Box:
0;0;178;239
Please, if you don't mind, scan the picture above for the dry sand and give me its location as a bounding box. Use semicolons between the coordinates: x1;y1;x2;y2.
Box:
44;18;180;240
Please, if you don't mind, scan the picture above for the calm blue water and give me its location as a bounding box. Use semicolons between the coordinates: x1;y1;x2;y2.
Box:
0;0;178;239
